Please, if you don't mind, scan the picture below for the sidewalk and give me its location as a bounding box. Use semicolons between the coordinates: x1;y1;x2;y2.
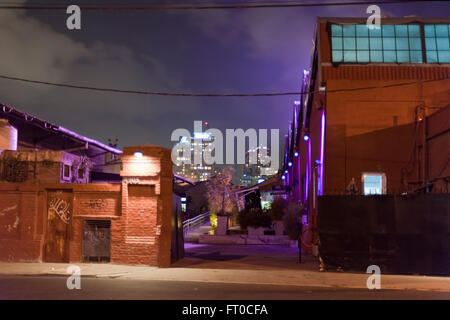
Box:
0;261;449;292
1;244;449;293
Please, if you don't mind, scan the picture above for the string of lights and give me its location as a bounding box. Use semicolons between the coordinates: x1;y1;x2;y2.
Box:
0;74;448;98
0;0;428;11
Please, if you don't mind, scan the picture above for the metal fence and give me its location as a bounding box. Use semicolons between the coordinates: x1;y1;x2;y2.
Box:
182;212;210;237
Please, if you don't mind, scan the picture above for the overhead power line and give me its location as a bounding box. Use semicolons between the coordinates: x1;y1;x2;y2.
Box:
0;74;448;98
0;0;429;11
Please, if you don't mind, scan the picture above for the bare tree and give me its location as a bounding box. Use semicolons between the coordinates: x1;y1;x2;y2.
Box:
205;167;239;216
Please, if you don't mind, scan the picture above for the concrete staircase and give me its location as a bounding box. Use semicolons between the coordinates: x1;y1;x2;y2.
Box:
184;220;214;243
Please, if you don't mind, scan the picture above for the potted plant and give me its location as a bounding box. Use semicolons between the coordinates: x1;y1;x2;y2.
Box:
238;208;272;236
215;210;229;236
268;198;287;236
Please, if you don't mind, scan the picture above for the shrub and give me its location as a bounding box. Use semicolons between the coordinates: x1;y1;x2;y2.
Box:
237;208;272;229
268;197;287;221
283;201;303;240
209;213;218;230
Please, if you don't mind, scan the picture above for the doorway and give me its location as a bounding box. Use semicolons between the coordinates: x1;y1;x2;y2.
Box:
44;190;73;262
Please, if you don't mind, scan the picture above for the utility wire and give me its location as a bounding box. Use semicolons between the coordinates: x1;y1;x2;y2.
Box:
0;0;429;11
0;74;448;97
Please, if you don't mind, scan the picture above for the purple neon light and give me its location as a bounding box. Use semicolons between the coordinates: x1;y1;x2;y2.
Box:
297;152;301;201
318;110;325;196
57;126;122;154
305;139;311;201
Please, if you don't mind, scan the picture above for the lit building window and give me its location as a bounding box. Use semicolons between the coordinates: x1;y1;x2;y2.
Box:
424;25;450;63
331;24;423;64
63;164;71;179
362;172;387;195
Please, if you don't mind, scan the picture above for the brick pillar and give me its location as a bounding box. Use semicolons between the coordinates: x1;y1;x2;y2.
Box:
119;145;173;267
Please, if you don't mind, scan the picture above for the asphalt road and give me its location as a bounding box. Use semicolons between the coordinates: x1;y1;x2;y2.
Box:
0;275;448;300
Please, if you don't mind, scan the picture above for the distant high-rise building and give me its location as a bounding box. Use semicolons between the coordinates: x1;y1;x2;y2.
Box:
240;146;278;187
173;122;218;182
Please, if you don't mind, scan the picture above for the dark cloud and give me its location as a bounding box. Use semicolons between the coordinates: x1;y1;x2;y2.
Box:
0;0;448;151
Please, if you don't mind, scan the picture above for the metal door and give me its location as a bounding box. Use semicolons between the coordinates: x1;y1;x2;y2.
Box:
82;220;111;262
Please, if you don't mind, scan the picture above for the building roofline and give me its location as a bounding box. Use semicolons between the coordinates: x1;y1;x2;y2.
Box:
317;17;450;24
173;174;195;186
1;103;123;155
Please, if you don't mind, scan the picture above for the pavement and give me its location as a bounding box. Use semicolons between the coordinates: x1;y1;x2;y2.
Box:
0;243;449;293
2;276;449;300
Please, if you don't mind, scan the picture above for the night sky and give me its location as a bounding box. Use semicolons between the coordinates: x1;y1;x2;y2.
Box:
0;0;448;151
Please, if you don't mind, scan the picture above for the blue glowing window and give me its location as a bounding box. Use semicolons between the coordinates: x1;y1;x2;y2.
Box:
424;24;450;63
370;51;383;62
331;24;424;64
357;38;369;50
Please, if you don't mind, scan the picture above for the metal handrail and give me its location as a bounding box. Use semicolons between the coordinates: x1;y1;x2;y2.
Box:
183;212;210;236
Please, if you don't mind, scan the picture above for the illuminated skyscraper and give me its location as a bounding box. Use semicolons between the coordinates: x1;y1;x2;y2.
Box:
173;122;218;182
240;146;278;187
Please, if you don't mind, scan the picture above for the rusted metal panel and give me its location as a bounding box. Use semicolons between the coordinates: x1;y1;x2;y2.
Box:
44;190;73;262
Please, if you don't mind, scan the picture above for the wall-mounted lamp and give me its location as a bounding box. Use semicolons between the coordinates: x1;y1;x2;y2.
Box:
134;151;143;158
303;134;310;142
284;170;288;174
288;161;293;167
294;151;299;157
281;175;286;180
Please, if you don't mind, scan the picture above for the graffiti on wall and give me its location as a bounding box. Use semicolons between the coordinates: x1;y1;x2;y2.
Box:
0;204;19;234
0;204;18;217
82;199;106;210
49;198;71;224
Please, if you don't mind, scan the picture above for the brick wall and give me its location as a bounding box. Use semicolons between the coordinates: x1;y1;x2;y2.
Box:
0;145;173;266
116;145;173;267
0;184;43;261
323;78;450;194
0;150;91;184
